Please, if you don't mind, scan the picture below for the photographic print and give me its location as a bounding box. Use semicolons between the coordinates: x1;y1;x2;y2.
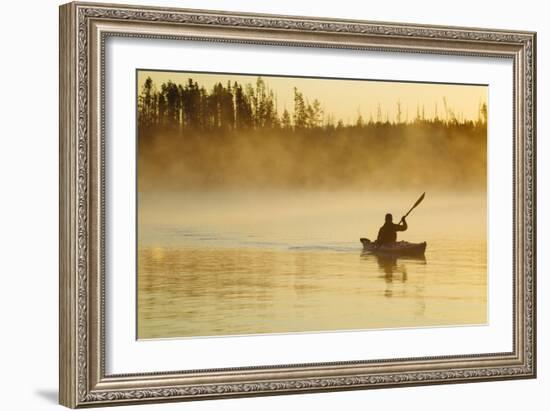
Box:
136;70;488;340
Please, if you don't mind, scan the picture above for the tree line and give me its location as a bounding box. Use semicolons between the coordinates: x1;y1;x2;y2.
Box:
137;76;488;134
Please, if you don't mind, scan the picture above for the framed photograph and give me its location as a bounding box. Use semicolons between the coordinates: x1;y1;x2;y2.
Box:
59;2;536;408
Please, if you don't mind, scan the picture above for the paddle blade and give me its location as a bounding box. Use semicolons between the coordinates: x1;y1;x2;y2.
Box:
404;192;426;218
413;192;425;208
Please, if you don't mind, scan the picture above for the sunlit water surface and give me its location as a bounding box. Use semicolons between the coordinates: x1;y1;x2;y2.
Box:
137;191;487;339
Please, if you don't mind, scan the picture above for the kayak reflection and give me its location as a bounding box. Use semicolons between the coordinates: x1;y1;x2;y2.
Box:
361;251;426;279
360;252;427;300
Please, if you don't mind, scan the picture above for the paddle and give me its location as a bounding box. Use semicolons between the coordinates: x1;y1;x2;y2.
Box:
402;192;425;221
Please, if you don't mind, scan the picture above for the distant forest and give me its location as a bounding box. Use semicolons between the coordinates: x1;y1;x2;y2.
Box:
137;76;487;190
138;76;487;132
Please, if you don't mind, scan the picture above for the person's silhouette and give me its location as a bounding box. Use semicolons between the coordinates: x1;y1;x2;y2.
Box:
376;213;407;245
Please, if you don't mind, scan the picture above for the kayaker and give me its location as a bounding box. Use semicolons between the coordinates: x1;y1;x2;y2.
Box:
376;213;407;245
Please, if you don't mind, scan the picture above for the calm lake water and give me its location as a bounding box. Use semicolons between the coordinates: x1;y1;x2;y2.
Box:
137;191;487;339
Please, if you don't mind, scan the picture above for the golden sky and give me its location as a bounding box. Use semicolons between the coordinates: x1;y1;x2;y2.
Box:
138;69;487;124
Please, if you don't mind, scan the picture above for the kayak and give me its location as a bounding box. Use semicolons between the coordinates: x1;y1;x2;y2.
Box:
360;238;427;257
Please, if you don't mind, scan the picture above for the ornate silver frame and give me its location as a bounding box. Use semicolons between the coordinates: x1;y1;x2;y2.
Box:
59;1;536;408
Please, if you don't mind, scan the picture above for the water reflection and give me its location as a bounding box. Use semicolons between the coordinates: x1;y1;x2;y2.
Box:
361;252;426;278
360;252;428;300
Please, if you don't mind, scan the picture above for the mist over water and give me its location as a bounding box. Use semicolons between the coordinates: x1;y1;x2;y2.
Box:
137;126;487;192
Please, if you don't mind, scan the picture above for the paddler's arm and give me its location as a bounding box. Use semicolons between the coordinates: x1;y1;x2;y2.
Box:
396;217;408;231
